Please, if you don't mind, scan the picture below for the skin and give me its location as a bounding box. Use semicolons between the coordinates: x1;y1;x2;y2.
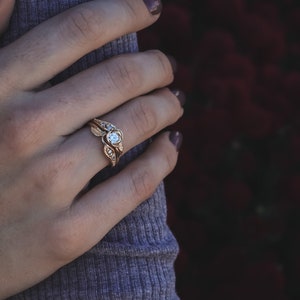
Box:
0;0;15;35
0;0;183;298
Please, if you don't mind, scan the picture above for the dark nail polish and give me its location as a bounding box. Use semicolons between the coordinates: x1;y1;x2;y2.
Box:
167;55;177;73
143;0;162;15
169;131;183;152
171;89;186;107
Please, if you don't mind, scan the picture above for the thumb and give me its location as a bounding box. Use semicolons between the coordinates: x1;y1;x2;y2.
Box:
0;0;15;35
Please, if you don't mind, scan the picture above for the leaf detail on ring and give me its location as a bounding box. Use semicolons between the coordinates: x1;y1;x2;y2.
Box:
91;125;105;137
104;144;117;166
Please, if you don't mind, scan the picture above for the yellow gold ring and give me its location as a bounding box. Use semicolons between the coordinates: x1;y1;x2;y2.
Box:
89;118;124;167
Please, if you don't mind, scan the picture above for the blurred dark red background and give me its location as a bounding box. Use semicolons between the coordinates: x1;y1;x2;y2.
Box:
138;0;300;299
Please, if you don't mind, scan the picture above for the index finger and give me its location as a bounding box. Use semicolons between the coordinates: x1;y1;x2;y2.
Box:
0;0;161;91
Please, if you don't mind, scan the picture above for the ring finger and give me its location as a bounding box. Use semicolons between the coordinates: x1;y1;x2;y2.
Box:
45;87;184;200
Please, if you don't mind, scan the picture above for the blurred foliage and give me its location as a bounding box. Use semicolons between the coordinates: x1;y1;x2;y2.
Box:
139;0;300;299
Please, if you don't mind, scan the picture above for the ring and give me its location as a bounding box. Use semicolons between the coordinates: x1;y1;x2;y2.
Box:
88;118;124;167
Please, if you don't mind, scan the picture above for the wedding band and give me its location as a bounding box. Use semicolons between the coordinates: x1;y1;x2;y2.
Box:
89;118;124;167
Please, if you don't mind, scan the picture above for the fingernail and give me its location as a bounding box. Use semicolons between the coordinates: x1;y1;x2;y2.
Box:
169;131;183;152
167;55;177;73
143;0;162;15
171;89;186;107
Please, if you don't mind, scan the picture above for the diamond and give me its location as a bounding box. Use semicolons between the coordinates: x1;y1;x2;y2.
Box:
106;124;115;131
107;132;121;145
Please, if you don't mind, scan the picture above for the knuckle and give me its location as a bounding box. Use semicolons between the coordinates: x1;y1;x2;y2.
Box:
1;107;42;155
29;152;74;197
161;143;177;172
2;115;23;153
61;6;103;46
121;0;139;19
156;88;183;121
129;167;156;200
0;70;18;96
29;162;58;196
47;221;79;262
106;56;143;94
130;100;157;137
44;157;74;194
150;50;174;83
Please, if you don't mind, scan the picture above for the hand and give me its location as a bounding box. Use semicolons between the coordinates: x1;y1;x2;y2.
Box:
0;0;183;298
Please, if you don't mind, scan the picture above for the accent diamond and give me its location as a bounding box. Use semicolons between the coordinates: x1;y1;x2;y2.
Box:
106;124;114;131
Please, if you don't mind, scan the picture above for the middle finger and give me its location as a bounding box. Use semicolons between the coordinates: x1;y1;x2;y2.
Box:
35;50;175;136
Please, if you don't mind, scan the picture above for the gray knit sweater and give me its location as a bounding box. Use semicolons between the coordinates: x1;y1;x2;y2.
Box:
1;1;179;299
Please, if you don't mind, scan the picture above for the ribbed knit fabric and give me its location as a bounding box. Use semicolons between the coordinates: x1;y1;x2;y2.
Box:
1;1;179;299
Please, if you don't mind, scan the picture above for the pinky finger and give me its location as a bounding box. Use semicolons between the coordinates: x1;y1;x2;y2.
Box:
53;131;182;261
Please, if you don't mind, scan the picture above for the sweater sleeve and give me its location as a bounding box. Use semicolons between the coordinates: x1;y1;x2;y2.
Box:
2;1;179;299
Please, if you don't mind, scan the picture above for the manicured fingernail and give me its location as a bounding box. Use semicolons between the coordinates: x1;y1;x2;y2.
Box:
171;89;186;107
167;55;177;73
169;131;183;152
143;0;162;15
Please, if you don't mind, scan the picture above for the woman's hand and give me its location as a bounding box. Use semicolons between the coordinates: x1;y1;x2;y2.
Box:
0;0;183;298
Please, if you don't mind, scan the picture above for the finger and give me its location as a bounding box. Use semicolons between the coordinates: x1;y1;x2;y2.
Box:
22;88;183;205
0;0;15;35
48;131;182;261
0;51;175;160
57;88;184;192
35;50;175;135
0;0;162;91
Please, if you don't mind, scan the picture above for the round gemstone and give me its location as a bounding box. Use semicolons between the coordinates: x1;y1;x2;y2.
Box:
106;124;114;131
107;132;121;144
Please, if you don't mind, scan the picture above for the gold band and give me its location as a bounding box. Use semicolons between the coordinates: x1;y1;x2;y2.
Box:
89;118;124;167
